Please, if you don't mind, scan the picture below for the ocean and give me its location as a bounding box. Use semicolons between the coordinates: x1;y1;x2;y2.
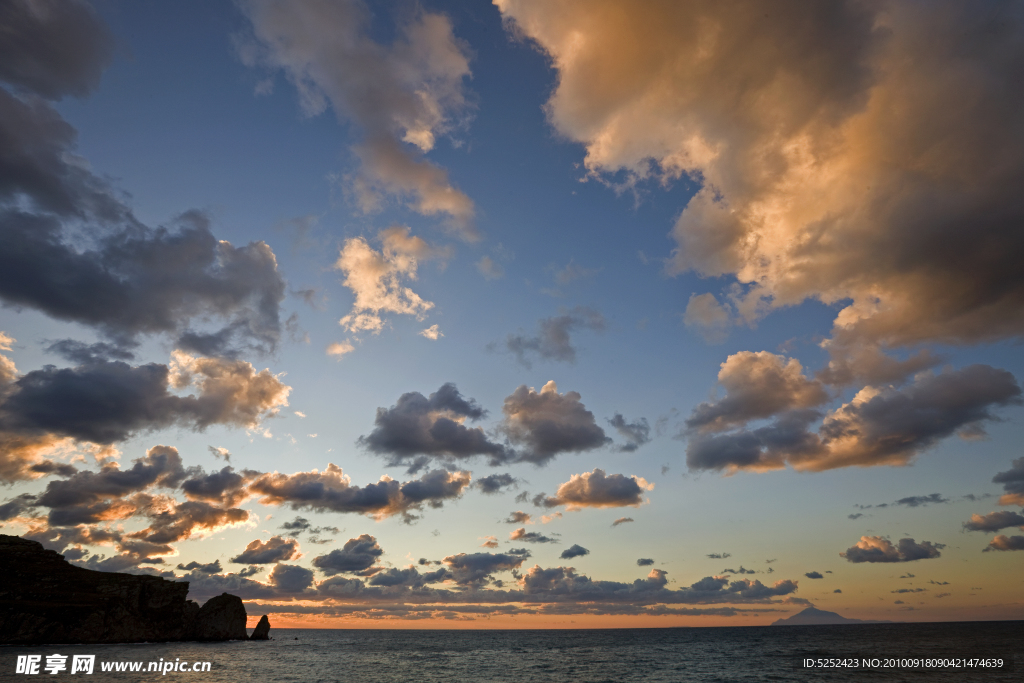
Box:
3;621;1021;682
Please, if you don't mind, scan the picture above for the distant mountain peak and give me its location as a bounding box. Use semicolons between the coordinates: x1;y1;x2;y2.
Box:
771;605;891;626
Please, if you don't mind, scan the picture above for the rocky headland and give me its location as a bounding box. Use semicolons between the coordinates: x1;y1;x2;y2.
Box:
0;534;268;644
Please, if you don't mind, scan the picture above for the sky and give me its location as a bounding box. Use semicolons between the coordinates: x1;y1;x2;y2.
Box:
2;0;1024;629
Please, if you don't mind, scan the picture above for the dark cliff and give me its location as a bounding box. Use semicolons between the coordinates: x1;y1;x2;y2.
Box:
0;534;249;644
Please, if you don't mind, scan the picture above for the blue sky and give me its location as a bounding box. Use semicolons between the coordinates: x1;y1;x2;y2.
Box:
2;0;1023;627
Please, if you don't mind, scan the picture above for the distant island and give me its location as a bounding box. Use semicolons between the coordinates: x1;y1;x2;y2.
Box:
0;534;269;644
772;606;892;626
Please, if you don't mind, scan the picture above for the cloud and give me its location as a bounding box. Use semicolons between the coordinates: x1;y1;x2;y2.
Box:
269;563;315;593
502;308;605;368
509;527;557;544
475;473;519;495
683;293;731;344
419;324;443;340
894;494;949;507
334;228;443;334
841;536;944;563
686;352;829;434
230;536;300;564
176;559;222;574
611;517;634;527
180;466;257;508
495;0;1024;369
963;510;1024;533
499;381;610;465
538;469;653;510
238;0;475;236
608;414;651;452
358;383;509;471
247;464;471;521
706;553;731;560
805;571;824;579
476;256;504;280
983;535;1024;552
722;567;755;575
504;511;532;525
479;536;498;549
312;534;383;575
848;513;864;520
636;558;654;566
443;550;531;586
560;544;590;560
993;458;1024;506
326;341;355;358
686;365;1021;473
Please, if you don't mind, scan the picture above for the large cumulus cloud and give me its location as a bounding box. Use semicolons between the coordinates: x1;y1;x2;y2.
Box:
499;381;610;465
841;536;944;563
537;468;653;510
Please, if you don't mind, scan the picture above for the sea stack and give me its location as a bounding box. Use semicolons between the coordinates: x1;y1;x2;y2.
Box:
250;614;271;640
0;534;248;644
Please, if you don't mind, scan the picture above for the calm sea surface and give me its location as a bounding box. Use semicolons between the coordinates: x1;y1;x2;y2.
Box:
3;621;1021;682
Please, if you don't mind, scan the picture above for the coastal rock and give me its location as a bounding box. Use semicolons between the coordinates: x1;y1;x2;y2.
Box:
0;534;247;644
249;614;271;640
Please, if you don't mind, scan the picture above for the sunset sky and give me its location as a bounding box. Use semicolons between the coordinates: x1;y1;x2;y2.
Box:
2;0;1024;628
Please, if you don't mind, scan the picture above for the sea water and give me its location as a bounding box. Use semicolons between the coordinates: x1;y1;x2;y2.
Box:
3;621;1021;682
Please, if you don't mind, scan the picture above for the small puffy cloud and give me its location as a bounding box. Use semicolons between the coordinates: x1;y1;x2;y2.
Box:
686;352;829;434
841;536;944;563
208;446;231;462
559;545;589;560
805;571;824;579
509;527;557;544
248;464;471;521
312;534;383;575
239;0;475;235
480;536;498;549
230;536;300;564
504;510;532;525
684;293;732;344
500;381;610;465
327;341;355;358
962;510;1024;533
279;516;311;537
476;256;504;280
419;325;443;340
611;517;634;527
636;558;654;566
269;563;315;593
894;494;948;507
334;229;442;335
358;383;509;471
993;457;1024;506
707;553;731;559
983;535;1024;552
608;414;651;452
539;469;653;510
502;308;605;368
722;566;755;575
176;559;222;574
475;473;519;495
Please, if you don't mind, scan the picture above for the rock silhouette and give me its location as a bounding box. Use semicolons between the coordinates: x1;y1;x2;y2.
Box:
249;614;271;640
0;534;249;644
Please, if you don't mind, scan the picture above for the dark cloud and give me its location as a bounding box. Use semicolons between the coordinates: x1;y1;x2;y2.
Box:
538;469;653;510
268;563;315;593
500;381;610;465
841;536;944;563
475;473;519;495
848;513;864;520
0;492;35;520
312;534;383;575
891;588;927;594
805;571;824;579
894;494;948;507
560;544;589;560
176;559;222;574
45;340;136;365
963;510;1024;533
502;307;605;368
611;517;634;527
722;566;755;575
984;535;1024;552
230;536;300;564
358;383;509;472
686;366;1021;472
442;551;531;586
181;466;257;508
993;457;1024;506
366;565;451;588
636;558;654;566
129;499;251;545
248;464;471;522
504;511;532;525
280;516;311;537
706;553;731;559
686;352;829;434
509;527;557;544
608;414;651;452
